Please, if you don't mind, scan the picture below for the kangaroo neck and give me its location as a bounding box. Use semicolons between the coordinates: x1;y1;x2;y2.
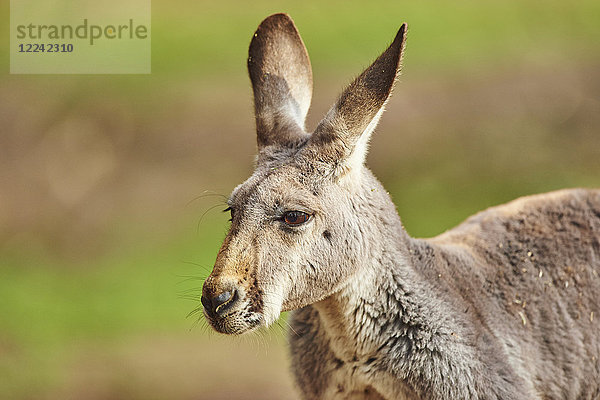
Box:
312;215;460;355
312;208;416;357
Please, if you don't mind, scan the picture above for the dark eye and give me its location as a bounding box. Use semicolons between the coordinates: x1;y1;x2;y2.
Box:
283;211;311;226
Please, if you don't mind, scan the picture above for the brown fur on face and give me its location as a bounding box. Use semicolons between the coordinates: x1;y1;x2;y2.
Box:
203;159;376;333
202;13;600;400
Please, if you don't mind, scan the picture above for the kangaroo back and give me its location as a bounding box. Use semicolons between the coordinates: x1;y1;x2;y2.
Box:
425;189;600;398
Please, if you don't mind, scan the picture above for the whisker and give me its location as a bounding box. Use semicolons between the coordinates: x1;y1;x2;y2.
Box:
186;191;228;207
178;287;203;294
186;305;205;319
179;295;202;302
196;202;228;233
178;261;213;275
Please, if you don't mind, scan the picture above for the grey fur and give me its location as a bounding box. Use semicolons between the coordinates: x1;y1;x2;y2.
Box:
202;13;600;399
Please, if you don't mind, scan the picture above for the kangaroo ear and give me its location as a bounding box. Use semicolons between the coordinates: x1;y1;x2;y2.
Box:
307;24;407;174
248;13;313;149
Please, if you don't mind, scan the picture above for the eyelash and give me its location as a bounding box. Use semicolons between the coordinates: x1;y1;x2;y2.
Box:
223;207;233;222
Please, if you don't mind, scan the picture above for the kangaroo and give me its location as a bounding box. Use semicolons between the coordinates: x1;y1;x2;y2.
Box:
201;13;600;400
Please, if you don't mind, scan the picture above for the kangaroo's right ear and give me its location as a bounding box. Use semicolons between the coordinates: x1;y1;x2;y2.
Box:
305;24;407;177
248;13;313;150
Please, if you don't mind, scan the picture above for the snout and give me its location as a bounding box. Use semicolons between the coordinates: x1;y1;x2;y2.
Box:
201;276;262;334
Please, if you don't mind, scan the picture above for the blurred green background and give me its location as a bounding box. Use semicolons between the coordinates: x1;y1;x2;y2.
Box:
1;0;599;399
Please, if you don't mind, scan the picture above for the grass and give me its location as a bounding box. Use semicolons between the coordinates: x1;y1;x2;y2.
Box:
2;0;599;82
148;0;600;77
0;208;225;398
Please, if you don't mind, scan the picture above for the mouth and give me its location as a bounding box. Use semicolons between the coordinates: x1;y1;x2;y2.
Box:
203;306;263;335
201;279;279;334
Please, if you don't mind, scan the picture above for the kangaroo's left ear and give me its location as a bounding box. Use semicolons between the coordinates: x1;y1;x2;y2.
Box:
306;24;407;175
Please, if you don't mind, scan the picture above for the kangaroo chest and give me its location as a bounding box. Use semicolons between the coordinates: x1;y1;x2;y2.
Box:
314;307;419;400
319;349;417;400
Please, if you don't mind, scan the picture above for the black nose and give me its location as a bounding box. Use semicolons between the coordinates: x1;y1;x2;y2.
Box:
201;289;238;318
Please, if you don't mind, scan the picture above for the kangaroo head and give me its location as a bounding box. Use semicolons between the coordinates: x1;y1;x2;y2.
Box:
202;13;407;334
